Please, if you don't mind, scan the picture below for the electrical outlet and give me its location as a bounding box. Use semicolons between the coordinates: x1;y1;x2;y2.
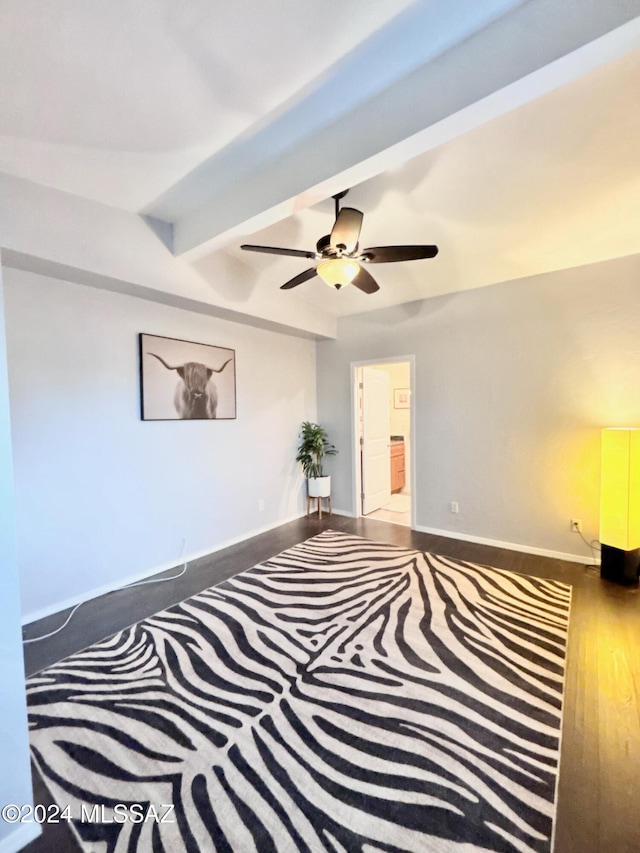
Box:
450;501;459;514
571;518;582;533
258;499;265;512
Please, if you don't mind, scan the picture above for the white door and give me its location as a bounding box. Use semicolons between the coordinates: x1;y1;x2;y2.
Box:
361;367;391;515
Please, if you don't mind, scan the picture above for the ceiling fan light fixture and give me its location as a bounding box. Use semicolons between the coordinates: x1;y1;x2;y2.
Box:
317;258;360;288
240;192;437;294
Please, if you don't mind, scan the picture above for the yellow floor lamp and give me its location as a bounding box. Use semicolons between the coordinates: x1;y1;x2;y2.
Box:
600;428;640;585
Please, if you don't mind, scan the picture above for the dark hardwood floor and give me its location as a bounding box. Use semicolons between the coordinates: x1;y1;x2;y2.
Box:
21;515;640;853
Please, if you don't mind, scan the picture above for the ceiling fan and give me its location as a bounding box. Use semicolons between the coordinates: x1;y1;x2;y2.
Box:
240;190;438;294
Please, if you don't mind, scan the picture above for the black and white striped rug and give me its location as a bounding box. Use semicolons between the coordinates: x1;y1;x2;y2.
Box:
27;531;572;852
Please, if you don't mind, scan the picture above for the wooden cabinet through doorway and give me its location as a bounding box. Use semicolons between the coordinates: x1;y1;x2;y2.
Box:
391;441;405;493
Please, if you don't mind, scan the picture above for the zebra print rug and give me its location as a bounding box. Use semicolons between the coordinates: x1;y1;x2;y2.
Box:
27;530;572;853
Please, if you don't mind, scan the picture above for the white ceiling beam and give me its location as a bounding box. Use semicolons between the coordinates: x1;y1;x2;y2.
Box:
166;0;640;260
0;173;338;339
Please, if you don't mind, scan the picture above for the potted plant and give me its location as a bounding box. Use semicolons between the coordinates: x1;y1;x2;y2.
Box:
296;421;337;498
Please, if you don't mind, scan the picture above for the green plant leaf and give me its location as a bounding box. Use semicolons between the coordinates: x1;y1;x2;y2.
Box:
296;421;337;478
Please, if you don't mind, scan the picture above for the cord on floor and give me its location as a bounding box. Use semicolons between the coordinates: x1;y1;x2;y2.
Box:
23;539;188;644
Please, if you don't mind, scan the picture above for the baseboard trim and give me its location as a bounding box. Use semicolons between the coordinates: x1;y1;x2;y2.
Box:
334;508;596;565
413;523;599;565
0;823;41;853
22;511;307;626
22;511;598;626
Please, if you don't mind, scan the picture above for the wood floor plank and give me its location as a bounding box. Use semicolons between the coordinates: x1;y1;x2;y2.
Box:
21;516;640;852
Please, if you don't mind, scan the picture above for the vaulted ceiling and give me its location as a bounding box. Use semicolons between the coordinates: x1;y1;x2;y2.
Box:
2;0;640;334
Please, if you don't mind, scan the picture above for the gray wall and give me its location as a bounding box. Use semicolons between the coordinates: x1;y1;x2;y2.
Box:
0;272;38;851
317;253;640;560
5;268;316;622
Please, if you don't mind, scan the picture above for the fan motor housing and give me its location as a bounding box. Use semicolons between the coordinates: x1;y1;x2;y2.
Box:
316;234;332;255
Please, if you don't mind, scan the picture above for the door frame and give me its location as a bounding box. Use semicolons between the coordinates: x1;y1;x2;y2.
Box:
351;355;416;528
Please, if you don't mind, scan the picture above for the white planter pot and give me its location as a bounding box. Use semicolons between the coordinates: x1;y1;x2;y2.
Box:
308;476;331;498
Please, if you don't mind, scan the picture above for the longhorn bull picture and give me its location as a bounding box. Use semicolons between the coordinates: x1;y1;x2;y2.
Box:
148;353;233;419
139;334;236;421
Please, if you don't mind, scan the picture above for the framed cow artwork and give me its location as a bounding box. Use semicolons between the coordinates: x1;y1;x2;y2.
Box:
139;333;236;421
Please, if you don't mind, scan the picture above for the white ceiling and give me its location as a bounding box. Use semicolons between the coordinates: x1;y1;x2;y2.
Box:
230;47;640;317
0;0;416;210
2;0;640;326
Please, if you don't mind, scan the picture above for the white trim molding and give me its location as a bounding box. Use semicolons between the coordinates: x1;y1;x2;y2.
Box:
413;523;599;566
21;512;306;626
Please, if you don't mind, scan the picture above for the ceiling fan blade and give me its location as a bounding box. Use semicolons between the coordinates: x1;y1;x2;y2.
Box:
360;245;439;263
351;266;379;294
280;267;318;290
330;207;363;253
241;244;316;259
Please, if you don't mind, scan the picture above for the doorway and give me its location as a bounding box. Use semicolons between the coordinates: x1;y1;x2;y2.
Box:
352;357;414;528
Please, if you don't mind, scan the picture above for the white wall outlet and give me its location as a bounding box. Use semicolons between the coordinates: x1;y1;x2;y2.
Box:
450;501;459;514
258;499;265;512
571;518;582;532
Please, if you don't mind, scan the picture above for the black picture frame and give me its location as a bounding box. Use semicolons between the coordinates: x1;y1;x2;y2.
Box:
139;333;236;421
